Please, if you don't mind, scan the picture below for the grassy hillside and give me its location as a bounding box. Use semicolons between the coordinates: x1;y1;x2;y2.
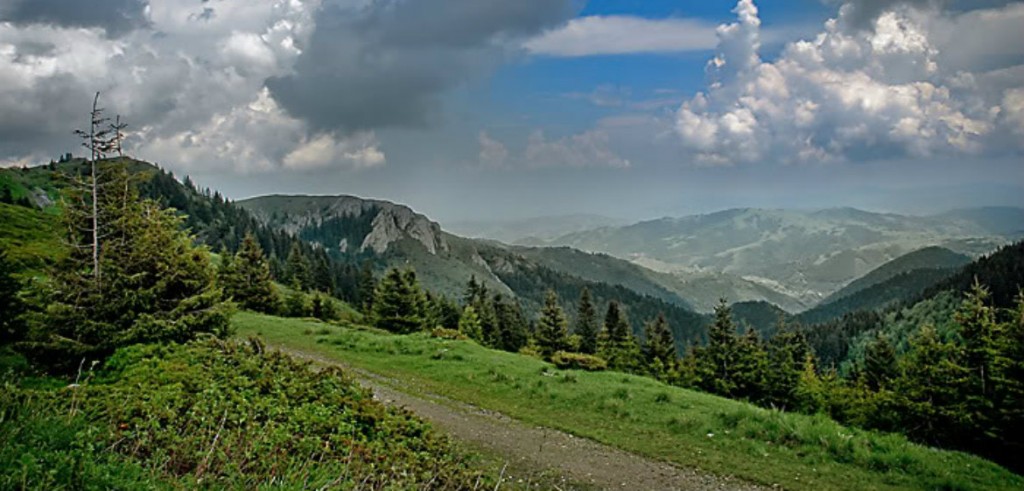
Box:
819;246;970;305
0;203;60;276
234;312;1022;491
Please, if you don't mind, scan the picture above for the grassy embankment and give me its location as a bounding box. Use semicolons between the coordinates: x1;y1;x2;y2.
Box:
235;311;1024;491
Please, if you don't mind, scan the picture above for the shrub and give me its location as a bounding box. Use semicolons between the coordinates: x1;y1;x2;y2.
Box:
431;327;467;340
551;351;608;371
2;339;487;489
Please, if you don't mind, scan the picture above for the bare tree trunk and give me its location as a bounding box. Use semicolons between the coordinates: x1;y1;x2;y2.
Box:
114;114;124;157
90;91;100;282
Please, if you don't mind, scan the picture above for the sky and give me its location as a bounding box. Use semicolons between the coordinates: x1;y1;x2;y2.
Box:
1;0;1022;223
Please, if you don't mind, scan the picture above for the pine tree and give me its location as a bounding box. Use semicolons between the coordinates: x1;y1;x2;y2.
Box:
575;287;599;354
600;300;641;371
0;247;25;344
221;233;279;313
310;251;333;293
765;318;810;409
284;242;312;290
996;292;1024;455
794;352;826;413
954;280;1002;442
695;299;741;396
535;290;569;358
459;305;484;341
372;268;426;334
494;295;529;353
39;164;228;369
732;328;769;401
894;324;971;443
862;333;898;391
284;278;309;317
643;313;677;380
357;261;376;315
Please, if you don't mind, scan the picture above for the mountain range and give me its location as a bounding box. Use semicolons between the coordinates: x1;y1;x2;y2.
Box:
519;207;1021;307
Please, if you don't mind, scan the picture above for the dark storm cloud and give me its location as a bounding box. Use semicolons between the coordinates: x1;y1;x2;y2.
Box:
1;0;150;37
267;0;573;133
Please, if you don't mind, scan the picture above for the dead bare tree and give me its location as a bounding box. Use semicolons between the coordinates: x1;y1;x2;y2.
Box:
110;114;127;157
72;92;114;281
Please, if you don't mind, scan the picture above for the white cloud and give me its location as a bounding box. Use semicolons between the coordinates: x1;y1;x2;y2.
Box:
284;132;385;170
525;130;630;168
674;0;1024;164
0;0;390;174
477;131;509;168
523;15;717;57
137;88;384;174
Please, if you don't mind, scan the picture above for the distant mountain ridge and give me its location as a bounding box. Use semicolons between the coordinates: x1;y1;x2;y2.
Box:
445;214;626;244
819;246;971;306
529;207;1018;304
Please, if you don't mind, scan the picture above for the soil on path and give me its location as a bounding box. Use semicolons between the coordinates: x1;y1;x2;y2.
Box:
274;345;769;491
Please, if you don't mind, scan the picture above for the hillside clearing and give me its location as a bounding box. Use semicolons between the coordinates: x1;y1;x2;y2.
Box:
234;312;1023;491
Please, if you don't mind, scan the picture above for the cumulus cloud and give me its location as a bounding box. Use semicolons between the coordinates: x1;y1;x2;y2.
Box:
0;0;343;172
525;130;630;168
477;131;509;168
523;15;717;57
137;88;385;173
674;0;1024;164
0;0;571;173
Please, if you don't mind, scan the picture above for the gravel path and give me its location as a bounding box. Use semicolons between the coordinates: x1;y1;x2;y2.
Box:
275;345;769;491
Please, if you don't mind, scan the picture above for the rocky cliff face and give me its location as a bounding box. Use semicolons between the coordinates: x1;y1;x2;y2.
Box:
237;195;449;256
362;203;448;254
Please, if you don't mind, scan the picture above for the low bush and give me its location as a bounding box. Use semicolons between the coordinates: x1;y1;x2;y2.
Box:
431;327;467;340
1;339;487;489
551;351;608;371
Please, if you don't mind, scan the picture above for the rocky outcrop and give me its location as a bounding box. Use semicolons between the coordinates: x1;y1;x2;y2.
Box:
238;195;449;256
361;204;448;255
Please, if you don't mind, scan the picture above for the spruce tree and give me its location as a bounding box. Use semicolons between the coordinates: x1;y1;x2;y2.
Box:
284;278;309;317
765;318;810;409
600;300;641;371
575;287;599;354
357;261;376;315
459;305;484;341
695;299;741;396
956;281;1000;404
494;295;529;352
894;324;970;443
372;268;426;334
284;242;312;290
39;164;228;369
221;233;279;313
535;290;569;358
643;313;677;380
862;333;898;391
0;247;25;344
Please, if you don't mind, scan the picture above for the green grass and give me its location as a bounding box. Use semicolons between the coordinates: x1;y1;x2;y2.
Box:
0;202;60;276
234;311;1024;491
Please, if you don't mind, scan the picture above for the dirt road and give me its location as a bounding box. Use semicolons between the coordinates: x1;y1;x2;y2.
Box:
276;346;769;491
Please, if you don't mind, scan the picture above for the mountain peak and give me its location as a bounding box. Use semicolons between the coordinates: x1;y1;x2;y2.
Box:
237;194;448;256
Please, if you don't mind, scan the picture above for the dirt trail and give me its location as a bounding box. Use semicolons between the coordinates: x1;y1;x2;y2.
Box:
275;346;769;491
